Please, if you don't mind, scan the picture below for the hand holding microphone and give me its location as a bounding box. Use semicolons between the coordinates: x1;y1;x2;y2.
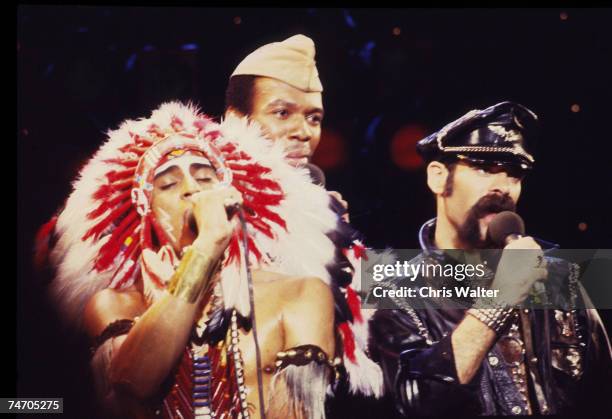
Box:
190;185;243;260
487;211;548;307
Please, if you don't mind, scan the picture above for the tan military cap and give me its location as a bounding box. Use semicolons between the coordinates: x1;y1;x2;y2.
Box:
230;34;323;92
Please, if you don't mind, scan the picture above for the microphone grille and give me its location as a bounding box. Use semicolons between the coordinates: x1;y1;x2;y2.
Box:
487;211;525;246
305;163;326;187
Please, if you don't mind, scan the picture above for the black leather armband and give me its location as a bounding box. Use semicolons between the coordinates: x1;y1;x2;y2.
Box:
90;318;135;355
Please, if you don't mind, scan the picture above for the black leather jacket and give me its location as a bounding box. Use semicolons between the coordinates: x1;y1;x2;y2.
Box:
368;218;612;416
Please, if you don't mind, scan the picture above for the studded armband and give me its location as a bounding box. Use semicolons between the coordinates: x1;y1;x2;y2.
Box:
275;344;341;376
268;345;340;419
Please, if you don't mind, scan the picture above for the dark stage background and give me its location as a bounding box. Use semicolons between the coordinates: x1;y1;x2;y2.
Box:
18;6;612;418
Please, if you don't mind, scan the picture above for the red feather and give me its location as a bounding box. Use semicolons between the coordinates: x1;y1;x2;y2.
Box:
113;252;139;289
226;237;241;264
223;151;250;161
92;184;114;201
140;255;165;289
87;189;131;219
352;243;368;260
106;168;136;183
246;206;286;230
233;174;281;192
102;158;138;168
247;217;274;239
218;143;236;154
34;216;58;270
226;162;271;176
133;135;152;147
246;235;262;261
94;212;138;271
142;216;153;250
193;120;206;132
92;180;132;201
346;286;363;323
146;124;165;138
171;116;184;131
237;188;283;206
83;200;132;241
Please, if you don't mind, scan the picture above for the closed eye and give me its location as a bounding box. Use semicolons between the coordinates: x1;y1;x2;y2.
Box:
159;182;177;190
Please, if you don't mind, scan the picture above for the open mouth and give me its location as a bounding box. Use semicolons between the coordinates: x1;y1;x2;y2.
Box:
184;210;198;237
188;215;198;235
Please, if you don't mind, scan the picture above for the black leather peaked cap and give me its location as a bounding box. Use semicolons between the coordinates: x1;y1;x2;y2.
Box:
416;101;539;170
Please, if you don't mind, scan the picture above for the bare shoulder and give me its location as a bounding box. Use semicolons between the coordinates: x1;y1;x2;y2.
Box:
83;287;146;338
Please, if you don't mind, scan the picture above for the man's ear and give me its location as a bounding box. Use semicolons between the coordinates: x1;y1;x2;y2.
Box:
426;161;449;195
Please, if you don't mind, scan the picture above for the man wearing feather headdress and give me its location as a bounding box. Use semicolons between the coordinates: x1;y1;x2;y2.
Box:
36;101;382;418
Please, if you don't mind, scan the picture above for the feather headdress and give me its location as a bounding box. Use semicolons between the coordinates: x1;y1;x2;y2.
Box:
38;102;382;397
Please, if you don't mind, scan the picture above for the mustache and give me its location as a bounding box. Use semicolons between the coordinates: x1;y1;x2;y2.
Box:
470;193;516;219
457;193;516;249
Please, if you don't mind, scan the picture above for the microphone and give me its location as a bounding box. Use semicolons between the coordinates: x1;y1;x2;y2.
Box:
306;163;349;218
487;211;525;246
305;163;326;187
487;211;547;305
187;202;244;234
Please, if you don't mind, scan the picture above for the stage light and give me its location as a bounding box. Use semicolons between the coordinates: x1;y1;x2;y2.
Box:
359;41;376;66
390;124;427;171
343;10;357;28
125;53;137;72
312;128;347;170
571;104;580;113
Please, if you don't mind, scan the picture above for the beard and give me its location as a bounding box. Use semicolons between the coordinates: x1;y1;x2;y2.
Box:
457;193;516;249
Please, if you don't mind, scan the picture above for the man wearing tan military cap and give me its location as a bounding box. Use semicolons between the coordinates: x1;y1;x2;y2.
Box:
225;34;353;216
224;34;325;168
224;34;384;417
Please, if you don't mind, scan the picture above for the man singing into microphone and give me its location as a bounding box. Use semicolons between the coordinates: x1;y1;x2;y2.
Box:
369;101;612;416
38;102;382;418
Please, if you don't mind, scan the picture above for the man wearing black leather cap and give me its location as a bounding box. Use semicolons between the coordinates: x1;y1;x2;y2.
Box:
368;101;612;416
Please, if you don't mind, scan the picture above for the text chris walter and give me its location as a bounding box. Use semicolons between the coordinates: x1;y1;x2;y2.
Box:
372;260;487;282
371;286;499;299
